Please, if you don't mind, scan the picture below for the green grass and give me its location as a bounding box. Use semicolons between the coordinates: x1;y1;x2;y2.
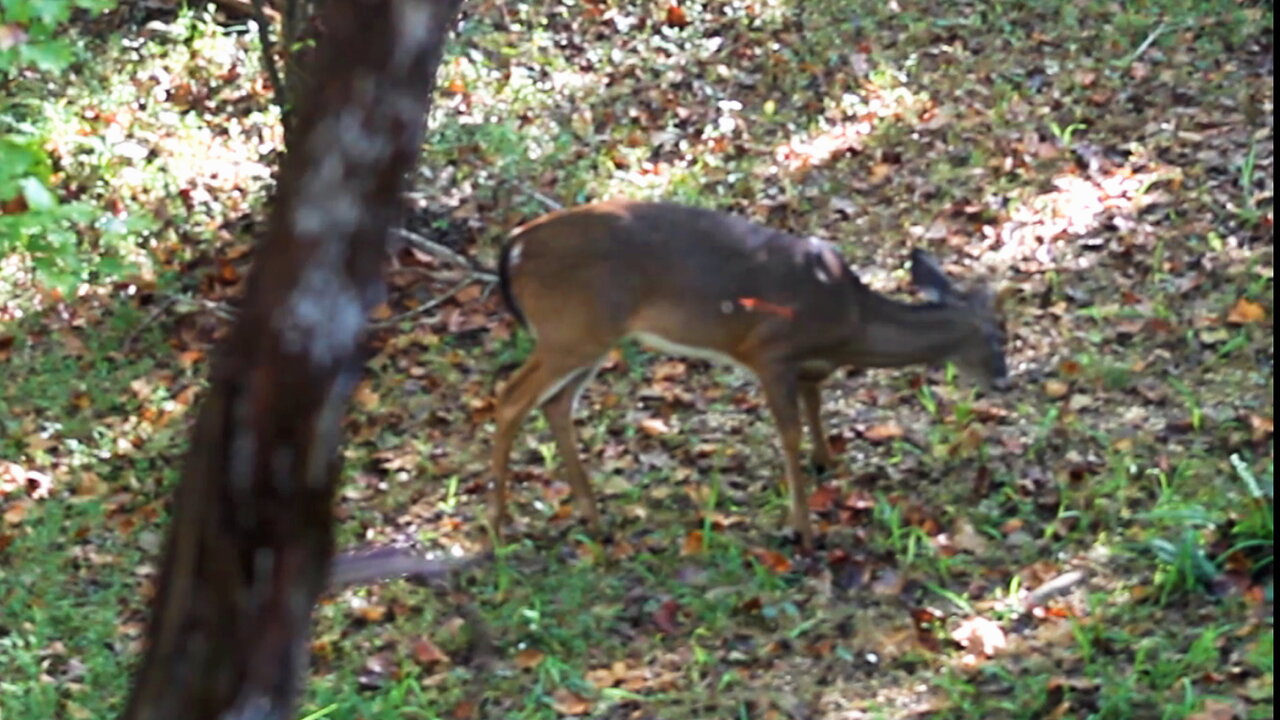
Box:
0;1;1274;719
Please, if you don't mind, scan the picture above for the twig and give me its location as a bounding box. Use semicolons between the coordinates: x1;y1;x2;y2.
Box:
392;227;487;273
371;272;492;328
518;182;563;211
1122;21;1168;66
251;0;289;126
1023;570;1087;609
123;295;180;349
327;546;485;590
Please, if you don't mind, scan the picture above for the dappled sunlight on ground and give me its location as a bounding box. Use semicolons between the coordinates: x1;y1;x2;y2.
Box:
772;88;926;175
983;165;1182;271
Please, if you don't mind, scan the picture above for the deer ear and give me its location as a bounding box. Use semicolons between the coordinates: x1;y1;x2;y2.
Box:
910;248;952;302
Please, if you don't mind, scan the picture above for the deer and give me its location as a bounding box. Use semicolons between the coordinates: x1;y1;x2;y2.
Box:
489;199;1009;549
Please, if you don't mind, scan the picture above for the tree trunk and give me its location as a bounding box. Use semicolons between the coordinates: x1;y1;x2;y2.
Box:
119;2;464;718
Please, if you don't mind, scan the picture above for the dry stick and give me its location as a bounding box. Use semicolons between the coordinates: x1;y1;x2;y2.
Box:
122;295;180;349
327;547;485;590
1122;21;1169;66
326;549;496;683
517;182;563;211
392;227;492;277
371;273;484;328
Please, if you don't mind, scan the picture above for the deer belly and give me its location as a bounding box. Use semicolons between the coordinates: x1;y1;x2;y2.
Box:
630;331;749;372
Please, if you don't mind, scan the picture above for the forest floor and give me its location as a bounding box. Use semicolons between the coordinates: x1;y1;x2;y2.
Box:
0;1;1273;719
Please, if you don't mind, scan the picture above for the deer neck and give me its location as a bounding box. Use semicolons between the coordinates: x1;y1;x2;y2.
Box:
841;289;978;369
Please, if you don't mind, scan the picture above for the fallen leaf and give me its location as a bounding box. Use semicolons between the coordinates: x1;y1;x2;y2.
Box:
639;417;671;436
808;483;840;512
3;499;30;525
1247;414;1273;442
653;598;683;634
514;648;545;669
1227;297;1266;324
862;422;904;443
1044;379;1070;399
951;616;1006;657
664;2;689;28
680;529;703;556
352;604;388;623
749;547;793;574
411;636;450;666
551;688;594;716
353;382;380;411
585;665;618;688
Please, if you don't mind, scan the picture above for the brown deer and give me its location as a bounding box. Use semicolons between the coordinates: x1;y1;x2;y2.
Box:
490;200;1008;548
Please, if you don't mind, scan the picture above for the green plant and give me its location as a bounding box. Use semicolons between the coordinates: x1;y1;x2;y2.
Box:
1223;454;1274;575
1;0;140;293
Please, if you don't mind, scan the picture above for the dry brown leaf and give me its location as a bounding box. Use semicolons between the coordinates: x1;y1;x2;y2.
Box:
664;2;689;27
3;499;30;525
455;283;483;304
1247;414;1274;441
514;648;546;670
353;382;380;411
411;636;450;666
808;483;840;512
951;616;1006;657
639;417;671;436
653;598;683;634
1044;379;1071;399
551;688;594;716
862;422;904;443
1227;297;1266;324
352;604;388;623
680;529;703;556
585;666;618;689
749;547;793;574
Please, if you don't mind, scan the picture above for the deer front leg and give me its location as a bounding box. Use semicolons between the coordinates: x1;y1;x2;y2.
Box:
759;368;813;549
798;380;834;473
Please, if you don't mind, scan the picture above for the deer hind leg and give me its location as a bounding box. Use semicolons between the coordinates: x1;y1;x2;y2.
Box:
541;361;604;533
490;349;605;539
799;380;834;473
490;357;543;536
757;367;813;549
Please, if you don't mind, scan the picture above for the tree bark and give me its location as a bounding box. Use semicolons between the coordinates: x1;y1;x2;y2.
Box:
119;2;464;719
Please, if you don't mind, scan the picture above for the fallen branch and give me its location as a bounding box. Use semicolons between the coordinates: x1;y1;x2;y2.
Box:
327;546;486;590
371;272;492;328
392;227;491;275
517;182;564;212
1120;21;1169;67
